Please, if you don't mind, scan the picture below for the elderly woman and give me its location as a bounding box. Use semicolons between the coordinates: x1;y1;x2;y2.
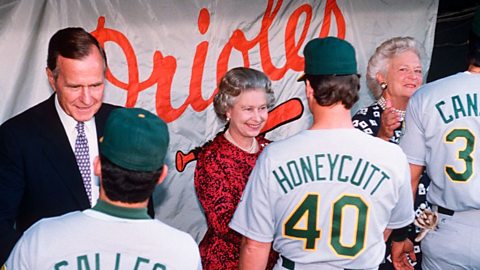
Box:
194;67;277;270
353;36;423;143
352;36;430;270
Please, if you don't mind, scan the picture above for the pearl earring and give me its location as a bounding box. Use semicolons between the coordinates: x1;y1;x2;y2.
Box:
380;82;388;90
226;117;230;122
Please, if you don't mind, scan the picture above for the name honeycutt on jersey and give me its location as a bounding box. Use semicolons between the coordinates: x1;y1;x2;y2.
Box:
273;153;391;195
435;92;480;124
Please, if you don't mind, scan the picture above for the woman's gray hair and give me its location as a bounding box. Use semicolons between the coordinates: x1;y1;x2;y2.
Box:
367;37;423;99
213;67;275;121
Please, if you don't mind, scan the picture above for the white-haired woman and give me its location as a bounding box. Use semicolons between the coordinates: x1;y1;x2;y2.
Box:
352;36;430;270
353;36;423;143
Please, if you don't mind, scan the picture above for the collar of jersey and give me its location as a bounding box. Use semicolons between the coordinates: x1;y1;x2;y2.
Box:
93;200;150;220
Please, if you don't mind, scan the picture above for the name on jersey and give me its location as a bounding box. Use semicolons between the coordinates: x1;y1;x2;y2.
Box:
435;93;479;124
273;153;390;195
54;253;167;269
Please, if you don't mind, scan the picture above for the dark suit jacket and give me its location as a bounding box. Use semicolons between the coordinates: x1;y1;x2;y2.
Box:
0;94;153;264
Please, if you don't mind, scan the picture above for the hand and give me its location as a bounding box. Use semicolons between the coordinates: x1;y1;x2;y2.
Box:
391;239;416;270
378;99;402;141
414;208;438;242
384;228;392;242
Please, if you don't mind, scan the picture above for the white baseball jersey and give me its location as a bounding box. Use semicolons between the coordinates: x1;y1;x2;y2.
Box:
230;129;414;269
6;202;202;269
400;71;480;211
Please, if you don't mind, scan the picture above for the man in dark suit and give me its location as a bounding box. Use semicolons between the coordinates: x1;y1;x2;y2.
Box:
0;27;120;264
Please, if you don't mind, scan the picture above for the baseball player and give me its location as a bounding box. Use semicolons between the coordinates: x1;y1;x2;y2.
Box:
229;37;415;270
6;108;202;269
396;9;480;270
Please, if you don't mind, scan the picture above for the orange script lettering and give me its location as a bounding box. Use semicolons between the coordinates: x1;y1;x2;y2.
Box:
91;0;346;122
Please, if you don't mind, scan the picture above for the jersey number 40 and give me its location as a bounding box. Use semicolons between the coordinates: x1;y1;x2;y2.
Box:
283;193;369;258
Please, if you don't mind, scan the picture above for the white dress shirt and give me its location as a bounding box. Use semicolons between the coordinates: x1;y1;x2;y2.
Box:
55;95;100;206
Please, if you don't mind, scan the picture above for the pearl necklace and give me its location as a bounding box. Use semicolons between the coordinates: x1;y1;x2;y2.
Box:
224;129;258;153
377;96;406;121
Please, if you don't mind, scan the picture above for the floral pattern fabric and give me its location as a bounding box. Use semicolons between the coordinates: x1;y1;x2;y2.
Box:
194;133;277;270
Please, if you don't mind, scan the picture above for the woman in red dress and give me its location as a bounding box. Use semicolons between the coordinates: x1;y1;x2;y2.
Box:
194;67;277;269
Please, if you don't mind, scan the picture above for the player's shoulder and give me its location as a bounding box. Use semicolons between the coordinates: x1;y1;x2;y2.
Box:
414;72;471;98
264;128;402;154
150;221;201;267
262;130;309;152
350;129;407;160
151;220;199;248
22;211;83;238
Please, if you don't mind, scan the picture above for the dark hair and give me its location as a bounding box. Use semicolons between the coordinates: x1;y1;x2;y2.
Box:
47;27;107;78
213;67;275;121
306;74;360;109
99;154;162;203
468;31;480;67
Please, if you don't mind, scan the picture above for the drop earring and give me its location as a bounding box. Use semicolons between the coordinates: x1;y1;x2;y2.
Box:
380;82;388;90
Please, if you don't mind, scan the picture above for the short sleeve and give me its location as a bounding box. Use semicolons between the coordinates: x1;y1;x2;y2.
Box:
229;150;275;243
399;95;426;166
387;156;415;229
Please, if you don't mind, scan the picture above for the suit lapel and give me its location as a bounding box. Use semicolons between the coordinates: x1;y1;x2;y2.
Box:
36;95;90;208
34;96;118;209
94;102;116;140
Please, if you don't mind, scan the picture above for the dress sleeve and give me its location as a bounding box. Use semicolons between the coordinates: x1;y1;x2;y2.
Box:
194;146;242;242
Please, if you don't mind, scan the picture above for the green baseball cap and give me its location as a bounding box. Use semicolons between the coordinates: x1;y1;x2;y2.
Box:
473;8;480;36
99;108;169;171
297;37;357;81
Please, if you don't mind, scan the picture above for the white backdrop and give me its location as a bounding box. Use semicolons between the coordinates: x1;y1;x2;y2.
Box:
0;0;438;241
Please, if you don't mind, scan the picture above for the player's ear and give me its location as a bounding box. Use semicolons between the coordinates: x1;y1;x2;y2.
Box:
156;165;168;185
305;79;314;99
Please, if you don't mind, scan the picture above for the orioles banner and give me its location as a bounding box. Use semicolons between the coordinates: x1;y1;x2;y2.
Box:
0;0;438;240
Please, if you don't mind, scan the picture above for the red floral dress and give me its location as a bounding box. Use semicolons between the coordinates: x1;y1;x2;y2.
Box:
194;133;277;269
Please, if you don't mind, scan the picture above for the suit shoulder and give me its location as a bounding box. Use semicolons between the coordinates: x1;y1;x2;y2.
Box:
0;98;52;131
24;211;81;234
95;103;121;120
101;102;121;111
98;102;121;115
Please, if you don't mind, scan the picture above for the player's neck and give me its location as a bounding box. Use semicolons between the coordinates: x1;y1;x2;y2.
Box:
309;103;354;130
468;64;480;74
100;191;148;209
